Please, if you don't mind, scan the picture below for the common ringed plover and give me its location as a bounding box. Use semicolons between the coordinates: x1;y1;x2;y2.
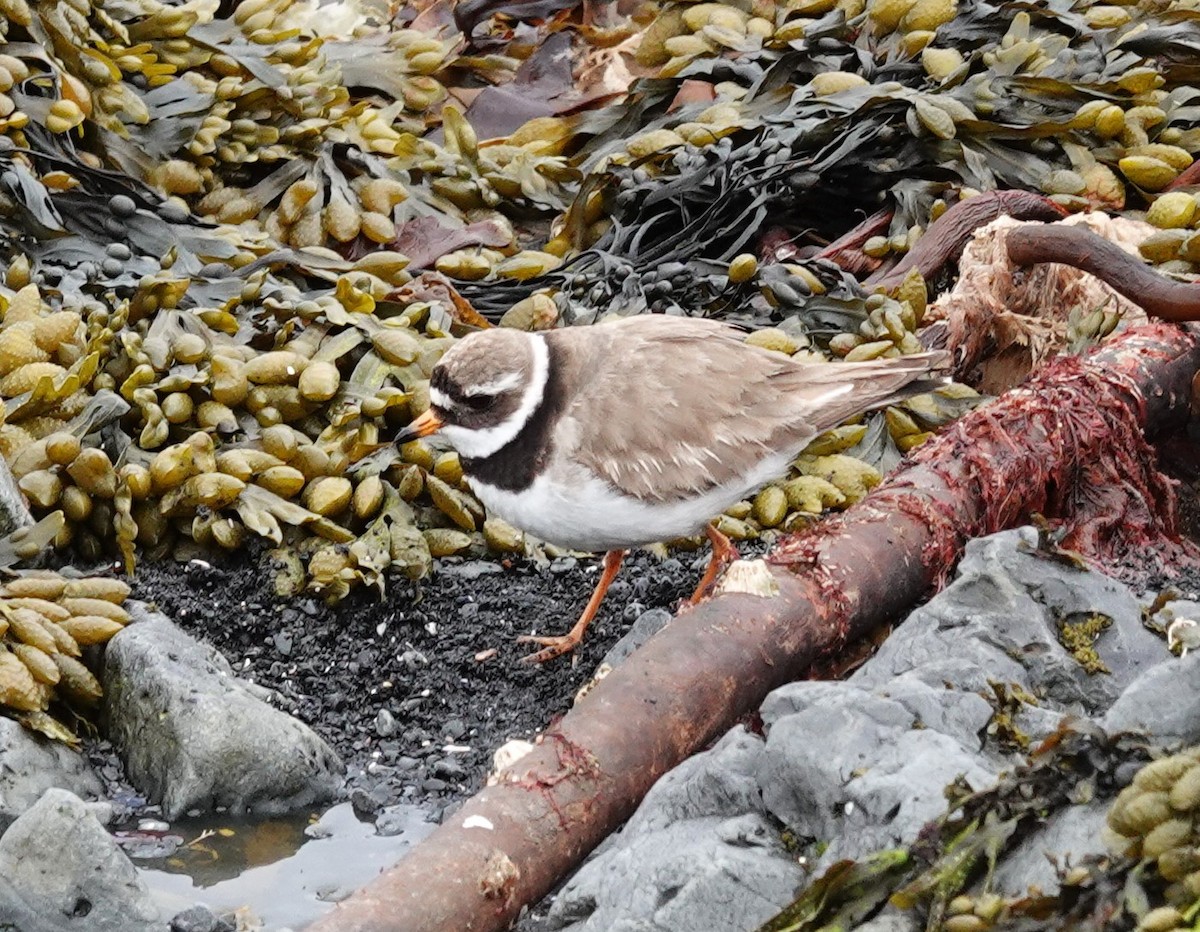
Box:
397;314;947;663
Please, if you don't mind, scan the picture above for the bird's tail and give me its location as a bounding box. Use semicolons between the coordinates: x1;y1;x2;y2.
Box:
800;350;954;433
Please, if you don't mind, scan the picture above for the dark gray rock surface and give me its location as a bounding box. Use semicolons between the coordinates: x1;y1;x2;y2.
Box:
168;904;235;932
757;680;999;868
533;528;1183;932
541;729;804;932
991;801;1111;895
0;717;105;832
0;787;161;932
102;605;344;819
601;608;673;668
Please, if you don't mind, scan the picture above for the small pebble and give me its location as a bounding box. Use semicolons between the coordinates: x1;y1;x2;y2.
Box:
432;758;467;780
170;905;235;932
375;709;397;738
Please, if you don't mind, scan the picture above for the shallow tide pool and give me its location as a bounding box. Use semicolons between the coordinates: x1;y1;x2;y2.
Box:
127;801;437;929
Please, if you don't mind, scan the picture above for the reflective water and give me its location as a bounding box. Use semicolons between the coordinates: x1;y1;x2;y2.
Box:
128;802;436;929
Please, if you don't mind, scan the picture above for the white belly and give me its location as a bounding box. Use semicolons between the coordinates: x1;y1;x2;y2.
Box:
467;452;795;552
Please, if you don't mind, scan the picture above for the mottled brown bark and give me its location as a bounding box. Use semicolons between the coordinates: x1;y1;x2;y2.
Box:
311;321;1200;932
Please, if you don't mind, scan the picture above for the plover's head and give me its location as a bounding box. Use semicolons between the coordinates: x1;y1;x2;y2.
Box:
395;328;550;460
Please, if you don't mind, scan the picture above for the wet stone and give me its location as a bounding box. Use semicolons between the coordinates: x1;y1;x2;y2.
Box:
432;758;468;780
170;904;236;932
0;789;161;932
350;785;389;818
103;606;343;819
0;718;105;831
527;529;1188;930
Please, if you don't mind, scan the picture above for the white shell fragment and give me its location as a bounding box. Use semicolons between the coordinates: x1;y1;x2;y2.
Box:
486;739;536;786
1167;617;1200;657
463;815;495;831
712;559;781;599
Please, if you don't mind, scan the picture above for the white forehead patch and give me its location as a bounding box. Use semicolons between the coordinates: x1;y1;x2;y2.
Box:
429;387;451;409
465;371;524;397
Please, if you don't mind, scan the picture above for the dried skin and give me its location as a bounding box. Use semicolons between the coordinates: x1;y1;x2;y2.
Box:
923;213;1152;393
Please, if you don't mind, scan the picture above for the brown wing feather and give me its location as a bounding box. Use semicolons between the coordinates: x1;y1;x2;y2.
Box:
551;316;945;504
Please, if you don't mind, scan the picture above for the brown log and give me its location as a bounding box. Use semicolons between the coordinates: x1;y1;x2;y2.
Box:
310;321;1200;932
1007;223;1200;322
866;190;1067;290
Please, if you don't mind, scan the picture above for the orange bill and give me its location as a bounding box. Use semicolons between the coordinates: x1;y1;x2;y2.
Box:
395;409;444;443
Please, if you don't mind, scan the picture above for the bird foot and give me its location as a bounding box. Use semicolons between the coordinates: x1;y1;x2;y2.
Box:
517;633;582;665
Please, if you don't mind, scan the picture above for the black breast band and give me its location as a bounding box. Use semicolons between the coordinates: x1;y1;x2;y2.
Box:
462;337;566;492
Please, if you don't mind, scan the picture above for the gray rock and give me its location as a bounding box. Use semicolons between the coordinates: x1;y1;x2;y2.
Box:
623;727;768;835
0;788;161;932
543;815;803;932
601;608;672;668
855;528;1166;713
103;606;344;819
0;717;105;832
375;709;397;738
170;904;235;932
1102;651;1200;745
533;528;1185;930
540;729;802;932
992;802;1109;896
758;681;998;868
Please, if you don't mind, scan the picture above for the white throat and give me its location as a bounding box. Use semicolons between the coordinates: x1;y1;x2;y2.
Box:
438;335;550;460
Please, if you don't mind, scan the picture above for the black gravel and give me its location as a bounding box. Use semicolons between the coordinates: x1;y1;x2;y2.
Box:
105;542;724;818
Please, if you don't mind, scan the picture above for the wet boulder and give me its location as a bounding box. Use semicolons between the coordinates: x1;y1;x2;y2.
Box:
0;717;105;831
0;787;161;932
854;527;1166;712
1102;651;1200;745
103;605;344;819
539;728;804;931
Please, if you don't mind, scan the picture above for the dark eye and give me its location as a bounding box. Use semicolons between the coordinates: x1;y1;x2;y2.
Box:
465;394;493;411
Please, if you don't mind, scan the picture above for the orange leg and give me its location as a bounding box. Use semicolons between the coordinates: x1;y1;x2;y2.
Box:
683;522;739;607
518;549;627;664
